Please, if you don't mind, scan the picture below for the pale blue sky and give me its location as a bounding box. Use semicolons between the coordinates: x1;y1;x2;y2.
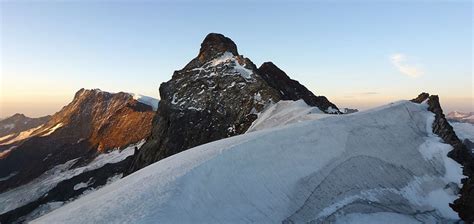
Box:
1;0;472;117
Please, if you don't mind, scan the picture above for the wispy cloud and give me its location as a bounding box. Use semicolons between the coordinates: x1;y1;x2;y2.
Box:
390;53;423;78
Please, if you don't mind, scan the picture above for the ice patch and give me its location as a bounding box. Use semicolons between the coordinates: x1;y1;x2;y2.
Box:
0;125;44;145
73;178;95;191
40;123;63;137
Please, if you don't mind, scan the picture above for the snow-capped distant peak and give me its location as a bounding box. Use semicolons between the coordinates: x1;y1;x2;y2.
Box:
129;93;159;111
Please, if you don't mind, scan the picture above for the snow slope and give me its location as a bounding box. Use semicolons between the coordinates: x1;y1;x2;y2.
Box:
247;100;332;132
34;101;463;223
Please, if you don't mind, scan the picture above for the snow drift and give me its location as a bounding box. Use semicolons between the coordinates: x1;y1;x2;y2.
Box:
33;100;463;223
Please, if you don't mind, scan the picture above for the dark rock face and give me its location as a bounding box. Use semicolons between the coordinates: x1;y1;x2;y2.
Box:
411;93;474;222
183;33;239;70
258;62;340;113
0;114;50;143
0;156;133;224
128;33;339;173
0;89;154;192
128;35;282;172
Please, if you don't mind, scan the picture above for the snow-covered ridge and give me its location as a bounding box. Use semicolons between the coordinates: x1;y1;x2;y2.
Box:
247;100;330;132
34;101;463;223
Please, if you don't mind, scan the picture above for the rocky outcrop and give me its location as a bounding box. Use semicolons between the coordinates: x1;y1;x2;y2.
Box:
0;89;155;192
411;93;474;222
128;33;339;173
0;156;132;224
258;62;340;113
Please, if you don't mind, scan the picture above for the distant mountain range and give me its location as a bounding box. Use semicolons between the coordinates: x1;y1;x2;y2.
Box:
447;111;474;124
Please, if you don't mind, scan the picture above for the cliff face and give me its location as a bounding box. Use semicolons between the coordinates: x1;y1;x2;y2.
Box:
128;33;339;173
412;93;474;222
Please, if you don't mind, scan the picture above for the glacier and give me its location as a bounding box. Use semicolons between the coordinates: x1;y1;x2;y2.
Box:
33;100;464;223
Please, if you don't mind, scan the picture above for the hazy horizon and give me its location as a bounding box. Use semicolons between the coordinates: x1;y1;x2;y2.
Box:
1;1;472;118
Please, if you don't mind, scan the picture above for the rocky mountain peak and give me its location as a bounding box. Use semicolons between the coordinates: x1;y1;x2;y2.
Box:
10;113;26;119
198;33;238;61
0;88;155;194
128;33;340;173
184;33;240;70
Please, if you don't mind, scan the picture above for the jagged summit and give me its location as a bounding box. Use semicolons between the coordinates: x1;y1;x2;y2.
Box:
258;62;340;113
199;33;238;60
411;92;474;222
184;33;240;70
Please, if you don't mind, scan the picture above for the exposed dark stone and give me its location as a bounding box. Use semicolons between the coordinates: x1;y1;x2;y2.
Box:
411;92;474;222
127;33;339;173
341;108;359;114
0;156;133;223
410;92;429;104
183;33;239;70
258;62;340;113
